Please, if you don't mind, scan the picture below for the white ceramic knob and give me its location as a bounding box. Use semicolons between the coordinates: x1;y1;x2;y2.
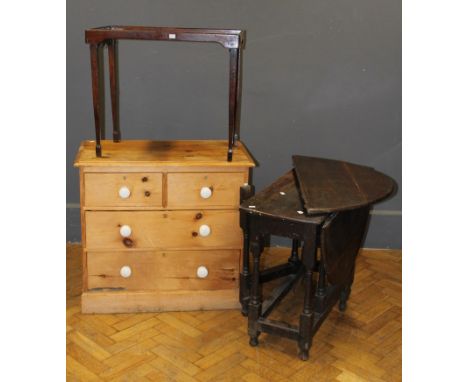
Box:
120;225;132;237
197;266;208;279
119;186;131;199
120;265;132;278
200;186;212;199
199;224;211;237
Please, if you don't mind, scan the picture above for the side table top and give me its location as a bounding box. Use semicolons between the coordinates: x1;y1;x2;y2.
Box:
74;140;256;168
240;156;395;222
239;170;327;224
293;155;395;215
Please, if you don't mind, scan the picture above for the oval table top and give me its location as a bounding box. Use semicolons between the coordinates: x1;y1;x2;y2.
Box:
240;155;395;221
292;155;395;215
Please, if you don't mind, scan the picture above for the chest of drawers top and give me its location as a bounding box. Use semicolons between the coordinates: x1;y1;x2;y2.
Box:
74;140;256;169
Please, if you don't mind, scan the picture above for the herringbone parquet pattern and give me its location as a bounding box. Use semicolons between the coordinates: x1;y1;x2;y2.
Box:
67;244;401;381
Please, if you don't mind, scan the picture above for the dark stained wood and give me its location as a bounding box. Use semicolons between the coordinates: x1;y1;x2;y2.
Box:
259;262;300;283
239;183;255;316
89;44;103;157
311;284;341;334
107;39;120;142
239;170;326;224
297;225;319;360
228;48;240;161
85;26;243;48
321;207;370;285
248;236;264;346
288;238;300;264
292;155;395;214
258;318;300;341
85;26;245;161
234;46;243;143
261;271;303;318
240;156;395;360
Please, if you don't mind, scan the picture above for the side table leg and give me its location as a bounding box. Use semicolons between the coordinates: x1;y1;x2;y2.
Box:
339;255;357;312
339;286;351;312
288;238;301;265
248;237;263;346
239;211;251;316
89;43;104;157
107;39;121;142
298;231;317;360
299;268;314;360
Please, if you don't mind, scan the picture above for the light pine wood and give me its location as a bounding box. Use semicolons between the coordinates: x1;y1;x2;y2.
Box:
76;139;254;313
74;140;256;168
167;172;246;208
85;210;242;250
82;205;248;211
162;172;168;208
87;249;239;291
79;169;88;291
82;289;240;313
67;244;402;381
80;165;250;173
84;172;163;207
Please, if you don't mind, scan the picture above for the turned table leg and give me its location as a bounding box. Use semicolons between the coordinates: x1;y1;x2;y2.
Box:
339;286;351;312
339;253;356;312
298;230;317;360
239;211;251;316
248;236;263;346
288;238;301;264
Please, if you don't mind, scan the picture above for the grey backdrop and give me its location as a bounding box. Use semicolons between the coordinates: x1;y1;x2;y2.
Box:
67;0;401;248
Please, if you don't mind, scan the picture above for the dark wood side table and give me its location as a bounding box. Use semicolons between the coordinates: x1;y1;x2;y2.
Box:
85;26;245;161
239;156;395;360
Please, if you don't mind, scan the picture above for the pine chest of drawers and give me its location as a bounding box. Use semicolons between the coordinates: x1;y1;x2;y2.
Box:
74;140;255;313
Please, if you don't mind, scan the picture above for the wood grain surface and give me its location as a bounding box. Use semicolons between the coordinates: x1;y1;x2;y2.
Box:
84;172;163;207
82;290;240;314
167;172;246;208
239;170;326;224
85;210;242;251
74;140;256;168
87;249;239;291
292;155;395;214
67;244;402;381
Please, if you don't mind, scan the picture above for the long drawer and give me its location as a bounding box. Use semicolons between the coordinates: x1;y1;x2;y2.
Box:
84;172;163;207
87;250;239;291
85;210;242;250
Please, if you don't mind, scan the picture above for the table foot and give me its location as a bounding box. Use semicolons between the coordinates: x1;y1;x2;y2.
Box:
298;349;309;361
339;300;347;312
339;286;351;312
241;307;248;317
249;336;259;347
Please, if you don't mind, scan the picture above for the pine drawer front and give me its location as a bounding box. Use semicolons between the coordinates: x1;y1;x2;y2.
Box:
84;172;163;207
87;250;239;291
75;140;256;313
85;210;242;250
167;172;245;208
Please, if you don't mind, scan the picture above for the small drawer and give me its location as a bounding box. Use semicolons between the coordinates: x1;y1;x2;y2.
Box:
167;172;245;208
87;250;239;291
85;210;242;250
84;173;163;207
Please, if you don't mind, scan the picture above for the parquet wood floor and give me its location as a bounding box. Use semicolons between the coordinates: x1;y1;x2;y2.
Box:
67;244;401;381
